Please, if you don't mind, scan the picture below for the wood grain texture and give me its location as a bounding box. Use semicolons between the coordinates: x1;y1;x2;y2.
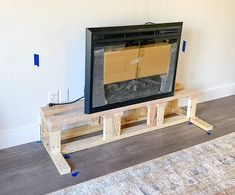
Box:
0;96;234;195
41;90;198;130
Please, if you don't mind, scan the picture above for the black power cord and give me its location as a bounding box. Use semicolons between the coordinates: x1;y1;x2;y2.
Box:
48;96;84;107
145;22;155;25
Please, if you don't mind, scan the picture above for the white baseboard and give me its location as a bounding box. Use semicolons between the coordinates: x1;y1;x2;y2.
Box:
0;82;234;150
198;82;235;103
178;82;235;107
0;124;40;150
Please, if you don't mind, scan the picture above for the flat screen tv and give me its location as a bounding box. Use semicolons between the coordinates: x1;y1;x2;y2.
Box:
84;22;183;114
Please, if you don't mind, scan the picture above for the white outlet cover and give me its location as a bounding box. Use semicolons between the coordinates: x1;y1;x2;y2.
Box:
59;88;69;103
48;90;59;104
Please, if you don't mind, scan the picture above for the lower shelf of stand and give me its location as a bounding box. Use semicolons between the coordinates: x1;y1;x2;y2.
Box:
61;115;189;154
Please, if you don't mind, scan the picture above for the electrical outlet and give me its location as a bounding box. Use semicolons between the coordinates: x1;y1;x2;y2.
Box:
59;88;69;103
48;90;59;104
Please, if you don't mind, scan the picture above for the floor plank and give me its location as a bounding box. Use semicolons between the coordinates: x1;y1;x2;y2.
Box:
0;96;234;195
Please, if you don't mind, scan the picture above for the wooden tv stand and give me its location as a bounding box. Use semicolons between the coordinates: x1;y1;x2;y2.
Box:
40;88;213;175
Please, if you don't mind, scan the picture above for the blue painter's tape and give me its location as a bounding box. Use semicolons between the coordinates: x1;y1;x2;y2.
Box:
63;154;71;159
36;140;42;143
182;40;186;52
207;131;212;135
71;171;80;177
34;54;39;67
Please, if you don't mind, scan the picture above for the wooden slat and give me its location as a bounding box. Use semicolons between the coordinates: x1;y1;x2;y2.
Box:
61;110;186;141
59;115;206;154
41;119;49;139
190;117;213;131
147;105;157;127
156;103;166;127
42;137;71;175
49;131;61;154
121;107;186;125
122;107;147;124
103;115;115;139
103;112;123;139
61;124;102;141
62;135;103;154
90;117;100;126
61;115;189;154
187;97;197;118
164;115;189;127
45;90;198;130
41;100;84;117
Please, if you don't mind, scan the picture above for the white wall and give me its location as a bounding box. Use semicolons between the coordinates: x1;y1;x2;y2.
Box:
0;0;235;149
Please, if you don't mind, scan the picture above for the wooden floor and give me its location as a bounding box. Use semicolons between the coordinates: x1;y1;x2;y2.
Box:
0;96;235;195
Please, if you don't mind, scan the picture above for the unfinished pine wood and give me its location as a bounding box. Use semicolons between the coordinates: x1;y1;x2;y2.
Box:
119;106;186;126
168;99;178;109
147;105;157;127
61;115;189;154
122;107;147;124
41;119;49;139
190;117;213;131
103;112;123;139
187;97;197;118
61;124;102;141
49;131;61;154
41;90;198;131
41;89;213;175
156;103;166;127
41;99;83;117
42;137;71;175
90;117;100;126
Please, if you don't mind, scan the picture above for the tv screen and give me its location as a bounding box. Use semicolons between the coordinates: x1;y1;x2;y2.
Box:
84;22;183;114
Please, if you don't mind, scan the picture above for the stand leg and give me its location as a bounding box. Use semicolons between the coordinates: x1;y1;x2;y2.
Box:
49;131;61;154
187;97;197;118
103;112;123;140
91;117;100;126
147;105;157;127
156;103;166;127
41;119;48;140
187;97;213;132
45;127;71;175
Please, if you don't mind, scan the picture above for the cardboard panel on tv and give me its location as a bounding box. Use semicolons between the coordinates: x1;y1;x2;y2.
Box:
104;46;139;84
138;43;171;78
103;43;171;85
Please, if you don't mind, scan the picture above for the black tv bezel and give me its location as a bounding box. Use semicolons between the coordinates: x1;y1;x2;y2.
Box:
84;22;183;114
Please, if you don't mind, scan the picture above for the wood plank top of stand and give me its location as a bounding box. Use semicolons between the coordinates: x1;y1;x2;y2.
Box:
41;90;198;130
41;83;184;117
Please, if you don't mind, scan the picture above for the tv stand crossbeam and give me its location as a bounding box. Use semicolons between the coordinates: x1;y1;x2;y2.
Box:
40;89;213;175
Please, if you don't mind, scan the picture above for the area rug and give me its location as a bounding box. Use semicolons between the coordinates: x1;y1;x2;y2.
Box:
50;132;235;195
